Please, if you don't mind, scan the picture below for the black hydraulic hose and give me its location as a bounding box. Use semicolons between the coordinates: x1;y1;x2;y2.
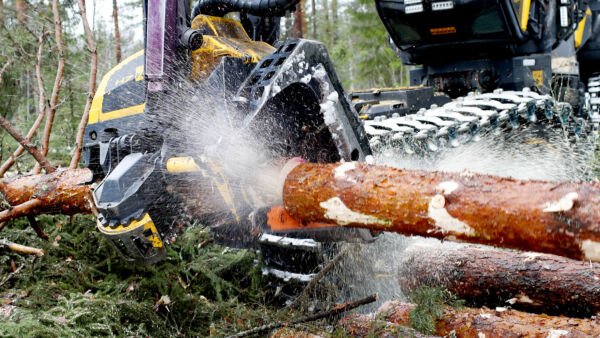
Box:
192;0;299;18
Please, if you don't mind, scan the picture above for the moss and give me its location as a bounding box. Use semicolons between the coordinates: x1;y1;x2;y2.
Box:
407;286;464;335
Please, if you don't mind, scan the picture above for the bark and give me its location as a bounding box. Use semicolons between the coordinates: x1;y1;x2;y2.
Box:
331;0;338;40
359;301;600;337
1;239;44;256
0;168;93;220
36;0;65;173
16;0;26;23
0;33;48;177
112;0;121;63
398;242;600;318
310;0;316;39
323;0;331;48
282;162;600;262
292;0;306;38
70;0;97;169
0;0;4;24
0;114;54;173
338;315;435;338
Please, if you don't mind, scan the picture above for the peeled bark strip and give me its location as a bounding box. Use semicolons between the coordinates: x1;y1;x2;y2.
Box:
399;242;600;317
283;162;600;262
0;168;93;219
340;301;600;337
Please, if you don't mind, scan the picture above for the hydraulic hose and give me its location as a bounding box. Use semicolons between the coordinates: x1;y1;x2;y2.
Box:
192;0;299;18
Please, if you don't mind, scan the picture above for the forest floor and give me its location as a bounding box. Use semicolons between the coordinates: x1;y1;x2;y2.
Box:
0;216;359;337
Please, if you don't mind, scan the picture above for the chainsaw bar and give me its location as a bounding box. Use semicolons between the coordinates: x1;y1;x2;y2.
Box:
363;88;597;155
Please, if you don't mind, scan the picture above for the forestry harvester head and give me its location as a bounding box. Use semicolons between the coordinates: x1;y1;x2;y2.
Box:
82;0;375;265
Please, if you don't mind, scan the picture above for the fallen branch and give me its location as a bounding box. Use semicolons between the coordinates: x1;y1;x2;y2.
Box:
353;301;600;336
0;115;54;173
228;293;378;338
288;246;349;310
283;162;600;262
0;32;48;177
398;241;600;318
27;215;48;240
70;0;97;168
0;239;44;256
0;263;25;288
0;168;92;223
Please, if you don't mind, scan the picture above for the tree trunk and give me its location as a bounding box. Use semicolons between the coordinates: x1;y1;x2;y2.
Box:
282;162;600;262
112;0;121;63
340;301;600;337
331;0;338;41
292;0;306;38
0;0;4;24
15;0;26;23
310;0;316;39
323;0;331;48
0;168;93;220
398;241;600;318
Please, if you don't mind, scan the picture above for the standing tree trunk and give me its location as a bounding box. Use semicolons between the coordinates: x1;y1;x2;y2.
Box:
70;0;98;168
112;0;121;63
331;0;338;41
398;241;600;318
323;0;331;47
15;0;26;23
36;0;65;173
292;0;306;38
310;0;316;39
0;0;4;24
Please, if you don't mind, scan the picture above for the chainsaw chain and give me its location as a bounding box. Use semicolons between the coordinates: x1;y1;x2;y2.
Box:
363;88;596;155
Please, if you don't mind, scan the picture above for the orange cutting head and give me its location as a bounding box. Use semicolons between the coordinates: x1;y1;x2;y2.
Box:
266;206;338;232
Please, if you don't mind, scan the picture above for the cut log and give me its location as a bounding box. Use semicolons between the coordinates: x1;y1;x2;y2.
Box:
339;301;600;337
0;168;93;220
282;162;600;262
398;241;600;318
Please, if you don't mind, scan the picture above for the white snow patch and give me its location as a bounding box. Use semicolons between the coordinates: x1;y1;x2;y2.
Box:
542;192;578;212
262;267;315;282
365;155;375;164
547;329;569;338
478;332;486;338
327;91;339;103
428;195;475;235
334;162;356;179
436;181;459;195
495;307;507;312
320;197;392;226
581;239;600;261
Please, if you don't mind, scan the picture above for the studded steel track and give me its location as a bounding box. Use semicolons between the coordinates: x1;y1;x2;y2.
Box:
363;88;598;155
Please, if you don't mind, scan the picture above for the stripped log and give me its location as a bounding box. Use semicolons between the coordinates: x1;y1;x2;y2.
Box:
0;168;93;221
282;162;600;262
398;241;600;318
339;301;600;337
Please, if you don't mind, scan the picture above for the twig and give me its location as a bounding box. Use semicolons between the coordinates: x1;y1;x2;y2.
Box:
0;32;49;177
288;246;349;310
70;0;97;168
0;221;7;232
0;263;25;287
0;199;42;223
0;239;44;256
27;215;48;240
35;0;65;173
0;115;55;173
227;293;378;338
0;58;13;89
